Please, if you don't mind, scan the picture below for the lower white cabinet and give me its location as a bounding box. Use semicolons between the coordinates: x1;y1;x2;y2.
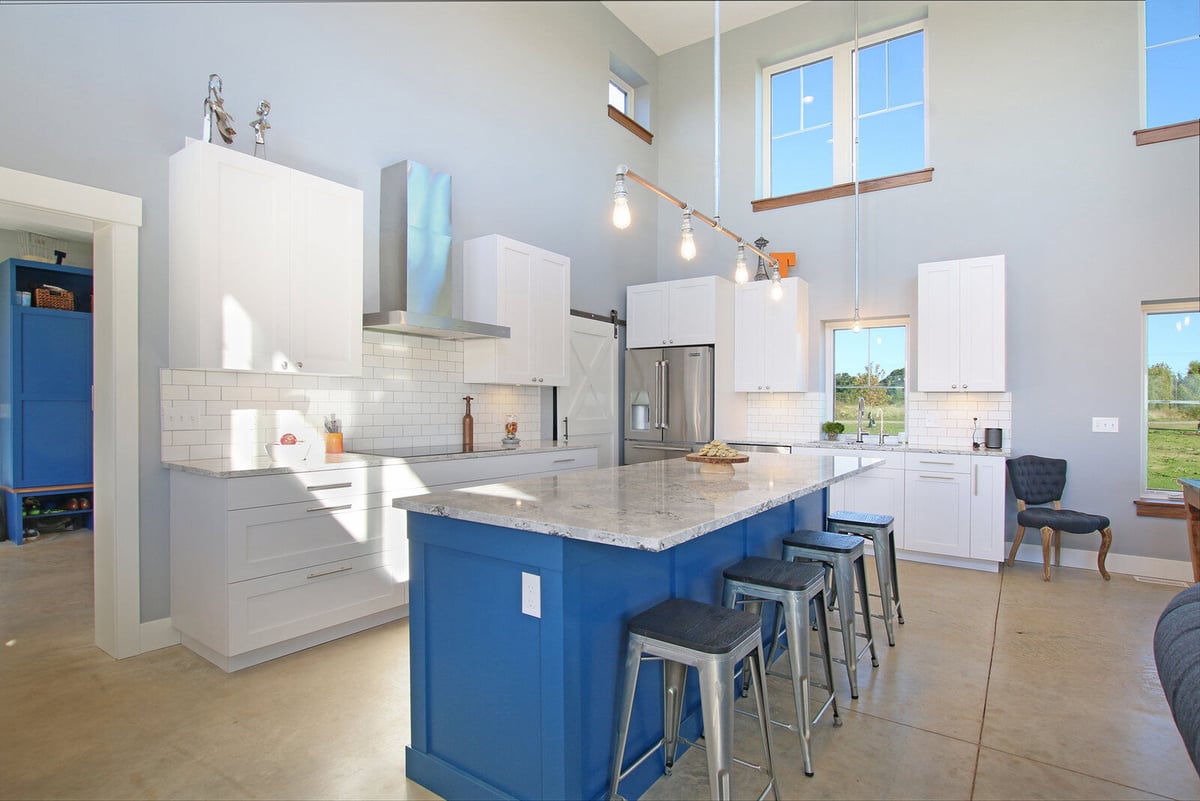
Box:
903;454;973;557
170;447;597;671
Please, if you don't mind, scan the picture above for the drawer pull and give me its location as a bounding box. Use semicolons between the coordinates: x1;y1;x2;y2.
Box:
920;474;956;480
306;565;352;580
307;503;353;513
919;460;955;466
552;458;576;463
306;481;353;491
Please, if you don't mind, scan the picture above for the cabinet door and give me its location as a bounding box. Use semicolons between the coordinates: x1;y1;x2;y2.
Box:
667;277;717;346
903;470;971;556
530;248;570;386
958;256;1005;391
208;147;291;372
495;240;535;383
733;282;767;391
626;283;668;348
916;260;961;392
288;171;364;375
763;278;806;392
840;467;906;549
969;456;1005;561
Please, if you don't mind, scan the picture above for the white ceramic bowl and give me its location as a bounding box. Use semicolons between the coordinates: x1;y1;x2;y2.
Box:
265;442;311;464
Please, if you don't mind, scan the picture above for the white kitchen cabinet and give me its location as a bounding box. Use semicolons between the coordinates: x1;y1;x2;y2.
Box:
903;453;972;557
916;255;1005;391
626;276;725;348
968;455;1006;561
462;235;570;386
170;447;597;671
734;277;808;392
169;139;363;375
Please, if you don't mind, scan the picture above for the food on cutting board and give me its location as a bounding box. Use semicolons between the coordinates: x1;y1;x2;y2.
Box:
697;440;740;458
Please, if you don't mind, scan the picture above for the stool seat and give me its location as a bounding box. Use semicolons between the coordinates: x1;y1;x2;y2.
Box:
783;529;864;554
723;557;825;593
828;510;894;528
628;598;762;655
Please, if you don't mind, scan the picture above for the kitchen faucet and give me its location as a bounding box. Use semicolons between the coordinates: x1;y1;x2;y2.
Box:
856;396;866;443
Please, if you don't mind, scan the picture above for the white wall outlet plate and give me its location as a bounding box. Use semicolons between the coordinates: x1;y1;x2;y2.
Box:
1092;417;1119;433
162;402;202;430
521;571;541;618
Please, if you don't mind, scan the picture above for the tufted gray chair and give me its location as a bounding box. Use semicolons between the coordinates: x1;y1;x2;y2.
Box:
1006;455;1112;582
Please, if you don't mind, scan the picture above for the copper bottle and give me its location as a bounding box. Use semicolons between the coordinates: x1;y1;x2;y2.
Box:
462;396;474;451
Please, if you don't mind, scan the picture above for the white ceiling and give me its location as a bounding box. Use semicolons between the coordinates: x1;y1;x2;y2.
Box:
602;1;807;56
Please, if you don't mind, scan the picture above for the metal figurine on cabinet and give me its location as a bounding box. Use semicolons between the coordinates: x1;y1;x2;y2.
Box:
250;100;271;158
202;74;236;144
753;236;771;281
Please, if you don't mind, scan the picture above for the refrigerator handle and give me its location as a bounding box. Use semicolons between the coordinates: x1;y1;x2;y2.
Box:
653;360;663;429
661;359;669;430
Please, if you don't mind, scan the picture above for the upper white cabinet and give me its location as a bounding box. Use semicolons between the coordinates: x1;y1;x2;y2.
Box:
627;276;725;348
462;235;570;386
169;139;363;375
734;277;809;392
916;255;1005;392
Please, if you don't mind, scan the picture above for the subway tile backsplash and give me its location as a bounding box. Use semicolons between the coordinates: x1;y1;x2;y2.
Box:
161;331;541;461
745;392;825;443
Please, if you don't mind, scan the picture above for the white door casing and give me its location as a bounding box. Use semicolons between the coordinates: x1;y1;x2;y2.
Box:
559;316;619;468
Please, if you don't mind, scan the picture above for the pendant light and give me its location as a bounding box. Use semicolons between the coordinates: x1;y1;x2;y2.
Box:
734;244;749;283
680;208;697;260
612;173;630;229
851;0;862;333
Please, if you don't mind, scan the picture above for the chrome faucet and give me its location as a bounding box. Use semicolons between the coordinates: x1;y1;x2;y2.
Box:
856;396;866;443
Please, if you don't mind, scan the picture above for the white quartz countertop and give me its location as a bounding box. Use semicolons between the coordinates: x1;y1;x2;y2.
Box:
394;452;882;552
794;440;1011;457
162;440;591;478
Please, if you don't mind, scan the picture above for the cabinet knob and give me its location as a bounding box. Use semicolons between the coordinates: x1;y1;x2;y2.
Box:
538;377;544;383
280;360;288;370
297;361;303;369
962;384;967;389
662;339;667;344
951;384;958;389
669;339;674;344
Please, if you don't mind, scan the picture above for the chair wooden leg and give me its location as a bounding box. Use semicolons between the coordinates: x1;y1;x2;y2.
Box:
1097;527;1112;581
1040;527;1054;581
1007;525;1026;567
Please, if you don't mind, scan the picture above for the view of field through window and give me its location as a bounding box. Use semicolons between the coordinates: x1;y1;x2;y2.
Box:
1146;309;1200;491
831;324;906;435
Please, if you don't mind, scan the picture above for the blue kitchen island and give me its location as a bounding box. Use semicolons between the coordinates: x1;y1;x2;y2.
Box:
394;452;879;801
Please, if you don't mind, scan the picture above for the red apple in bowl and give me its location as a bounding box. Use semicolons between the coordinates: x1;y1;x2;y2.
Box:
280;433;298;445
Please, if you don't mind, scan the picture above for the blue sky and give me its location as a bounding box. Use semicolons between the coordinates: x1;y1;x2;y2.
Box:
834;325;906;377
1146;0;1200;127
1148;311;1199;375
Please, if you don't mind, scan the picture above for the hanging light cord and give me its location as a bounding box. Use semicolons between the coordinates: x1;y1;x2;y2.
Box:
713;0;721;227
852;0;862;327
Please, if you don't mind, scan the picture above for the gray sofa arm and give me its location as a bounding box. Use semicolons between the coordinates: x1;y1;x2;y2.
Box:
1155;583;1200;775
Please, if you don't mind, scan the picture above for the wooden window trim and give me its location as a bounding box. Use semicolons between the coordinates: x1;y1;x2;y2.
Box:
1134;498;1187;519
752;167;934;213
608;105;653;145
1134;119;1199;146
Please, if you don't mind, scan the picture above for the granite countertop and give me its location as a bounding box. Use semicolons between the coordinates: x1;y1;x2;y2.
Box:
394;452;881;552
162;440;592;478
793;440;1012;457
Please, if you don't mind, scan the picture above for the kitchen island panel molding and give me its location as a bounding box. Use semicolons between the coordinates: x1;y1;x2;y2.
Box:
405;499;816;801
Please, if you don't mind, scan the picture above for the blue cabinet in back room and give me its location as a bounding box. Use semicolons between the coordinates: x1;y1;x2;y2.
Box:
1;258;94;544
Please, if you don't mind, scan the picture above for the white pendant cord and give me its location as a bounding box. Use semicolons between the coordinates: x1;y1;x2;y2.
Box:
852;0;862;330
713;0;721;226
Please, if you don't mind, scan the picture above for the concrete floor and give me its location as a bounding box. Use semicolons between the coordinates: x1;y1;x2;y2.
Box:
1;530;1197;800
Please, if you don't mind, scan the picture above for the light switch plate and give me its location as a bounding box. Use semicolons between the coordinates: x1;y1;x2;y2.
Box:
1092;417;1119;433
521;572;541;618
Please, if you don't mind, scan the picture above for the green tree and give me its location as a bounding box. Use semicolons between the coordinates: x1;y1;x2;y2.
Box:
1147;362;1177;402
1189;360;1200;376
853;362;889;408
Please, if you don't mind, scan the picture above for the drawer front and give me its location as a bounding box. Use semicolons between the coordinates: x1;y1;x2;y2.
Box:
227;551;407;655
228;492;405;581
227;468;373;510
792;447;906;470
904;452;971;474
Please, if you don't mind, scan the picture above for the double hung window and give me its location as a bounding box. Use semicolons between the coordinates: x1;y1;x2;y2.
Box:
1143;301;1200;497
1144;0;1200;129
826;320;908;436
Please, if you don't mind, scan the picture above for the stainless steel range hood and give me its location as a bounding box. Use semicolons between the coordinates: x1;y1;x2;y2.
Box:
362;161;509;340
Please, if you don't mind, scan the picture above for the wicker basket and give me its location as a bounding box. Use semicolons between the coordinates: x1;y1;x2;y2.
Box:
34;286;74;311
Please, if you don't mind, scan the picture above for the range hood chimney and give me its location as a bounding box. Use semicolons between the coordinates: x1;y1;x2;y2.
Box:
362;161;509;340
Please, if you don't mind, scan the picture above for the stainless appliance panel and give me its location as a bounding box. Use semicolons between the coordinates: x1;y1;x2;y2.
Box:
624;348;664;442
663;346;714;444
725;442;792;454
623;442;694;465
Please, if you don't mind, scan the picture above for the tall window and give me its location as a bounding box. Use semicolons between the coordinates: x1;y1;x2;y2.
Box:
764;22;925;197
1144;0;1200;128
1143;301;1200;496
827;320;907;436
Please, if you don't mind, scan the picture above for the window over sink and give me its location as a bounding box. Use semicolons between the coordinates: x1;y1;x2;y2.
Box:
1142;299;1200;498
826;318;908;439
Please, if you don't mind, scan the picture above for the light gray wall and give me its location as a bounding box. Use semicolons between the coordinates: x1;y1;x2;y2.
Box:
656;1;1199;563
0;1;659;620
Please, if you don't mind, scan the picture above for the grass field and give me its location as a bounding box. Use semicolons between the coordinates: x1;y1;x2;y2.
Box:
1148;425;1200;490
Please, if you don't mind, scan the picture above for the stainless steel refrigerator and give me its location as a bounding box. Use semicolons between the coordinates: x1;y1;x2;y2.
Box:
623;345;715;464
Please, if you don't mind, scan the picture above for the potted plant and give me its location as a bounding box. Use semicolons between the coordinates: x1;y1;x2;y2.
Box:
821;421;845;441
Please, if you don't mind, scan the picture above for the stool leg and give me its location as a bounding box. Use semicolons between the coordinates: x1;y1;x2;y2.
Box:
746;645;780;801
608;639;644;801
662;660;687;775
870;533;896;647
781;592;814;776
812;590;841;726
855;556;879;668
889;530;904;624
831;554;860;698
697;659;736;801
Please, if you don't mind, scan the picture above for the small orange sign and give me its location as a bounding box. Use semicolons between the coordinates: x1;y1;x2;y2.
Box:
770;251;796;278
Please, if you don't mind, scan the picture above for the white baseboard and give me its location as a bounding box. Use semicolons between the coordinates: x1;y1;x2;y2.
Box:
1010;542;1193;583
140;617;182;653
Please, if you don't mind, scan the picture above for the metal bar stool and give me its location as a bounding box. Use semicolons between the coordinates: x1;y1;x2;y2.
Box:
721;557;840;778
781;530;878;699
826;510;904;646
608;597;780;801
